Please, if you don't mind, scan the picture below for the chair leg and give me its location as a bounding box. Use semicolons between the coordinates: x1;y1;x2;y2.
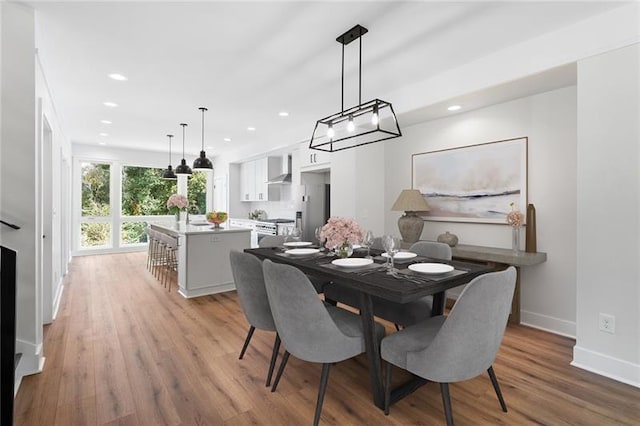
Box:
266;333;281;387
239;326;255;360
313;363;331;426
487;366;508;412
440;383;454;426
384;361;392;415
271;350;290;392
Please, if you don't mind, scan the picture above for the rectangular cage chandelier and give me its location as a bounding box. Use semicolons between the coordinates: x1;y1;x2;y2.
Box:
309;24;401;153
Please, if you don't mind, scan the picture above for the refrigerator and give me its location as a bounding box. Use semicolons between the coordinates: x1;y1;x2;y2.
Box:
301;184;330;242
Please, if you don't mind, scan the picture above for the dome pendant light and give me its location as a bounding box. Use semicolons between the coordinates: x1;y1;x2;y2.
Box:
175;123;192;175
192;107;213;170
161;134;177;180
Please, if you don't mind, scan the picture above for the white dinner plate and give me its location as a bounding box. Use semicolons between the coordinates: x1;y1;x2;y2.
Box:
381;251;417;260
331;258;374;268
284;248;320;256
352;244;362;249
283;241;313;247
408;263;454;275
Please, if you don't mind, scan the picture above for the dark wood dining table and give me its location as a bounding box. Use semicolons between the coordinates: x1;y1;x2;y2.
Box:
245;246;496;409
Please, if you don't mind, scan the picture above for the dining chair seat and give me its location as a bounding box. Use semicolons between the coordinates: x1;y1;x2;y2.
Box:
262;259;385;426
230;251;282;387
381;267;516;425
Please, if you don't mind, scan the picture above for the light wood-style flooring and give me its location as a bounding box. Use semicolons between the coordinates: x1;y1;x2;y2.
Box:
15;252;640;425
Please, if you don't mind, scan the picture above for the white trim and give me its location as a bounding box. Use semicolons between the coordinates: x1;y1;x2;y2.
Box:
178;282;236;298
520;309;576;339
15;339;45;378
51;280;64;320
572;345;640;388
72;244;146;257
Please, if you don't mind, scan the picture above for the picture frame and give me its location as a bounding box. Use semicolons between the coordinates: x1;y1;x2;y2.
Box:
412;137;528;224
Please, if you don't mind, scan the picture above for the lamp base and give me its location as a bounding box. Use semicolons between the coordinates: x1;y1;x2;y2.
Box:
397;211;424;244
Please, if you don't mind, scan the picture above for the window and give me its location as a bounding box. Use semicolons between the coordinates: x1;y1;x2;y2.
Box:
121;165;176;216
80;162;112;248
187;171;207;214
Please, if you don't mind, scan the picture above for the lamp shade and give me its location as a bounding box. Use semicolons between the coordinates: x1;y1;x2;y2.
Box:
391;189;430;212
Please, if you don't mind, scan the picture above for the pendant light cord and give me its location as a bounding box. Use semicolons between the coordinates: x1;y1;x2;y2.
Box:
180;123;187;157
199;107;207;151
167;134;173;163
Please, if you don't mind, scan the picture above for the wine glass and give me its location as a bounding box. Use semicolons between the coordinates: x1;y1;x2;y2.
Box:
382;235;399;271
362;230;374;259
315;226;325;250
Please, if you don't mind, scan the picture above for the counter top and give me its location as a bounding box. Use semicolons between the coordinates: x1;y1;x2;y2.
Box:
151;221;252;236
451;243;547;266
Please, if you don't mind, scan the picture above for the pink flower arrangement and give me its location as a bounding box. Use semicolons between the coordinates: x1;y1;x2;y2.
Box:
167;194;188;214
320;217;364;249
506;202;524;228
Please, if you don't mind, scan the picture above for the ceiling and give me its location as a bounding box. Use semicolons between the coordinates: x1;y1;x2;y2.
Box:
30;1;621;160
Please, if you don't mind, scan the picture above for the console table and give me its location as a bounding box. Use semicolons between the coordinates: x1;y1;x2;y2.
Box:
451;244;547;324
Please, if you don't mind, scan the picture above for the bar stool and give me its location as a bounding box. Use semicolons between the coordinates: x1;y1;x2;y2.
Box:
159;233;179;291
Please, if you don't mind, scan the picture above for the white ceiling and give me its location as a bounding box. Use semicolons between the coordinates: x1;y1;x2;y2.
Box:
30;1;621;160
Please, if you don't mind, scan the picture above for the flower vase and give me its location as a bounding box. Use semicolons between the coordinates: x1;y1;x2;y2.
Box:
336;242;353;258
512;226;521;253
175;212;180;224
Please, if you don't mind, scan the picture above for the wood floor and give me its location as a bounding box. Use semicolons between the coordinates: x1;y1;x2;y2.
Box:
15;252;640;425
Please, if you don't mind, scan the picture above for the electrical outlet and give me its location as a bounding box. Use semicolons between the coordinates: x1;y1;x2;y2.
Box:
599;313;615;334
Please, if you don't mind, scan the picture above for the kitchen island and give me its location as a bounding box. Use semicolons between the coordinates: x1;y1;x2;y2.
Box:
151;222;251;298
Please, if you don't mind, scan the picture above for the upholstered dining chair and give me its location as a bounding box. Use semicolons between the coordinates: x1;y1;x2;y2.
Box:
262;259;385;426
381;267;516;425
258;235;286;248
229;250;281;387
323;240;452;327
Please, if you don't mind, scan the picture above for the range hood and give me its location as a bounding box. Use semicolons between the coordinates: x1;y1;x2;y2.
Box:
268;154;292;184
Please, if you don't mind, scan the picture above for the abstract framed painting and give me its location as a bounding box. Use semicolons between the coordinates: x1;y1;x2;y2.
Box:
412;137;528;224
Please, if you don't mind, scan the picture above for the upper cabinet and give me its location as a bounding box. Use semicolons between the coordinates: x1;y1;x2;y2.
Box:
240;156;281;202
299;141;331;170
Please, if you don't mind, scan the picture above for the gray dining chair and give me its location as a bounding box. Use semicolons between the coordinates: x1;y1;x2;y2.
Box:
381;267;516;425
323;240;452;327
229;250;281;387
258;235;286;248
262;259;385;426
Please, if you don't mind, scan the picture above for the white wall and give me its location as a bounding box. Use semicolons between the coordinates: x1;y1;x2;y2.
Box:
573;44;640;387
0;2;43;376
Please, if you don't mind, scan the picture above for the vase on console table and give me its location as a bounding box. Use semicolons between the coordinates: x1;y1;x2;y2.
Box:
511;226;522;254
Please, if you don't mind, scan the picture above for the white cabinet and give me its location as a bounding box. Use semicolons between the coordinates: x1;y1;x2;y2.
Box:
240;157;281;202
299;142;331;170
240;161;255;201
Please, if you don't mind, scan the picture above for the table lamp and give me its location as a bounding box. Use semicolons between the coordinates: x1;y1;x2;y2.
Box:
391;189;430;244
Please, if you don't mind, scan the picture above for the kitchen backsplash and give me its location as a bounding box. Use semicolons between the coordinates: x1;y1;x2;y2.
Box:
250;199;301;220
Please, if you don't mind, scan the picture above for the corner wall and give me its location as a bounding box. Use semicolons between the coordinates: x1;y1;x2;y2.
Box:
573;43;640;387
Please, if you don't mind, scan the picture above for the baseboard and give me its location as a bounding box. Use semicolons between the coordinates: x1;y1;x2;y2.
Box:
51;280;64;320
520;309;576;338
14;339;46;395
178;282;236;298
572;345;640;388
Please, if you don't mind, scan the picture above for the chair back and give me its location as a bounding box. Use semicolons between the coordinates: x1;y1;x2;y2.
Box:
258;235;286;248
408;241;452;260
262;259;363;363
229;251;276;331
407;267;516;382
371;237;384;250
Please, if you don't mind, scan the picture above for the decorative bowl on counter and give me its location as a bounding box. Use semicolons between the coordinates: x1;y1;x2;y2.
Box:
206;211;228;228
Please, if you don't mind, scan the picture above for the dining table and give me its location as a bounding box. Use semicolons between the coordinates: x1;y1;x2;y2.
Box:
245;245;497;409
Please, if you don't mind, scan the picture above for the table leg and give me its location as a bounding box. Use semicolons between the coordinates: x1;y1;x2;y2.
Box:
431;291;446;316
358;292;384;409
509;266;522;324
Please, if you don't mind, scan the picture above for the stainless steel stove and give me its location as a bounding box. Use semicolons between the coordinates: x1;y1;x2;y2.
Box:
255;218;294;236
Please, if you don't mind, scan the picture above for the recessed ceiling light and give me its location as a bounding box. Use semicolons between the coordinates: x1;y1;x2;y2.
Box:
278;111;289;117
100;119;112;124
223;138;231;142
247;126;256;131
103;101;118;108
98;141;107;146
447;105;461;111
108;73;128;81
99;132;109;137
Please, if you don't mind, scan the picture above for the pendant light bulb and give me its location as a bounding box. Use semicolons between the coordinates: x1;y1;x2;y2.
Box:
162;134;177;180
347;116;355;132
175;123;192;175
193;107;213;171
371;105;379;126
327;123;335;140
